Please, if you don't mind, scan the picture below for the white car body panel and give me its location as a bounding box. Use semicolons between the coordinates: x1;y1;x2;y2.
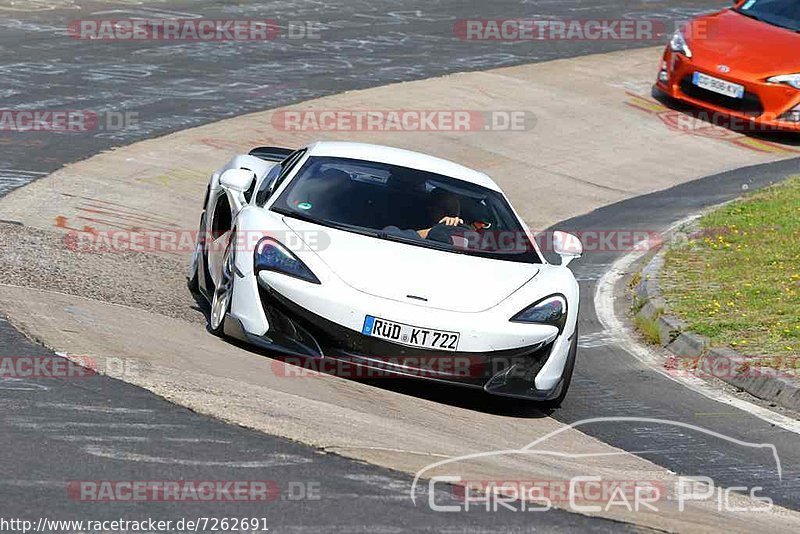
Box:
194;141;582;403
282;217;540;313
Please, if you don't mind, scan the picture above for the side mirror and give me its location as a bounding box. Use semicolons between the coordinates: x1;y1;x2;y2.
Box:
552;230;582;267
220;168;256;193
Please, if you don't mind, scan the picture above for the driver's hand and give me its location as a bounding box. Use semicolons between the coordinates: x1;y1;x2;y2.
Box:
439;216;464;226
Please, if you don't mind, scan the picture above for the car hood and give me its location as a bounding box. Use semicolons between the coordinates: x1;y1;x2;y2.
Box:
284;218;539;313
689;9;800;77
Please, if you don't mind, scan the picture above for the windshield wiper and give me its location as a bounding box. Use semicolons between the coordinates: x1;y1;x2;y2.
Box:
379;231;424;245
273;207;328;226
329;220;380;237
274;208;380;237
379;231;463;253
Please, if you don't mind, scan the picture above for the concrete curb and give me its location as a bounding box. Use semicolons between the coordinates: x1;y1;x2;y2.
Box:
634;232;800;412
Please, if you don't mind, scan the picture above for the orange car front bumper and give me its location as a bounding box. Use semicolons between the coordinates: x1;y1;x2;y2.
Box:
655;48;800;133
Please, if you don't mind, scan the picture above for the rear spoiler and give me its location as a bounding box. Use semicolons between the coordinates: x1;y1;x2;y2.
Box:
248;146;294;162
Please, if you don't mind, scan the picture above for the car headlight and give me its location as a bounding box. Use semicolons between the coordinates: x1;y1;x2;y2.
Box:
511;295;567;332
669;29;692;58
767;74;800;90
254;237;320;284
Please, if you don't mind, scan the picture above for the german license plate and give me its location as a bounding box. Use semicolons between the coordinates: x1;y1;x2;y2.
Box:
362;316;460;351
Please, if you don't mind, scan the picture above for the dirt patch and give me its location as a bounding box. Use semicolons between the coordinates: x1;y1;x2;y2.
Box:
0;223;205;325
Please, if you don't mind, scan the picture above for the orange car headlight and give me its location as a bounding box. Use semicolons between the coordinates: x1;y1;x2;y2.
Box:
669;29;692;59
768;74;800;90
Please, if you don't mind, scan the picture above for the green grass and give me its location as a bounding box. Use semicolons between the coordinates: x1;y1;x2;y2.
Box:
635;314;662;346
661;177;800;357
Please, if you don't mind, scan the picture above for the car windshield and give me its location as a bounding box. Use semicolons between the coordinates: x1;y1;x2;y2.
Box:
271;156;541;263
735;0;800;31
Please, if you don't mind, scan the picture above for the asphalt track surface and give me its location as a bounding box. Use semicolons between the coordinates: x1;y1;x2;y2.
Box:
2;0;796;531
382;158;800;509
0;317;638;532
0;0;729;192
556;159;800;508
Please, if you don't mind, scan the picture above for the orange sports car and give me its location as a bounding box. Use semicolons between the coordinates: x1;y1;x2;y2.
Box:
655;0;800;132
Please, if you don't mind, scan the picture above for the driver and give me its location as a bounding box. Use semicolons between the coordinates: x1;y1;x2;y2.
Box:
417;189;464;239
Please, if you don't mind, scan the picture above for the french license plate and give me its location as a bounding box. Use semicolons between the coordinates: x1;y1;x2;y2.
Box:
362;316;460;352
693;72;745;99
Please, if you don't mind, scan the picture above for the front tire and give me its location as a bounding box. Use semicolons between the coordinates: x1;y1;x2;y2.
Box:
209;237;235;337
187;213;207;293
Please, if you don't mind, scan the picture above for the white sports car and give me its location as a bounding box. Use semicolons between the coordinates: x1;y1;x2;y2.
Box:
189;142;582;406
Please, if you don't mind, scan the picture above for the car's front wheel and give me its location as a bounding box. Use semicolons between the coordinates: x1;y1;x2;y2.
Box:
187;213;206;293
209;237;235;337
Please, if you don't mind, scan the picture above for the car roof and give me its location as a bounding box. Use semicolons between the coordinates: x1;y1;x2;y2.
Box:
305;141;502;192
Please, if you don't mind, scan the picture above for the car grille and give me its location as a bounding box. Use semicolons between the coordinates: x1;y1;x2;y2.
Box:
679;75;764;116
258;285;552;385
